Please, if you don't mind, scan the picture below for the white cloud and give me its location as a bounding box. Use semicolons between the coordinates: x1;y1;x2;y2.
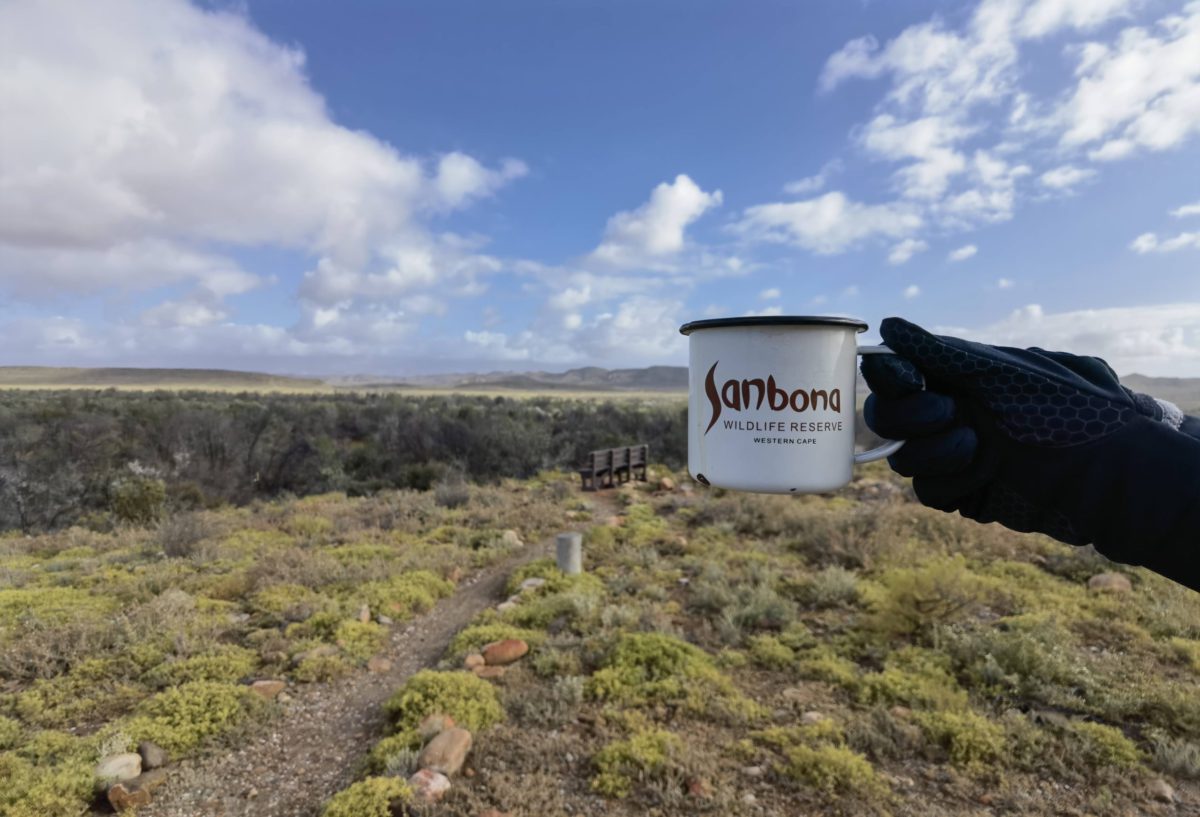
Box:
591;175;722;267
1039;164;1097;189
861;114;972;199
843;285;861;297
1130;231;1200;253
997;277;1014;288
888;238;929;265
904;284;921;299
0;0;524;337
759;287;781;300
744;306;784;317
734;192;921;255
1172;201;1200;218
1018;0;1138;39
948;244;979;261
938;301;1200;375
1060;5;1200;160
783;159;843;195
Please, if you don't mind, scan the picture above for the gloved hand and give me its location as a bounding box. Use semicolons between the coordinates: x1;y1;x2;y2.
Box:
861;317;1200;591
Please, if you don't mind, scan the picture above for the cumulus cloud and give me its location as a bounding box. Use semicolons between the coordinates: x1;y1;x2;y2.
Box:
760;288;781;300
938;302;1200;376
590;175;722;267
734;192;921;255
0;0;523;345
783;160;843;195
1060;5;1200;160
1130;231;1200;253
888;238;929;265
997;277;1014;288
949;244;979;262
1039;164;1097;189
903;284;921;299
1172;201;1200;218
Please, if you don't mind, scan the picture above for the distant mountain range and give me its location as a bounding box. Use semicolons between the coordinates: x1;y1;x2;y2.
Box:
3;366;1200;410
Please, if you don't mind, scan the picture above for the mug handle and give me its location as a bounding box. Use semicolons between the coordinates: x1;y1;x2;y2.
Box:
853;345;906;464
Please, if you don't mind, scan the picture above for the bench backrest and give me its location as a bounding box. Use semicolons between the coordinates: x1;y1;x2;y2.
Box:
585;444;648;466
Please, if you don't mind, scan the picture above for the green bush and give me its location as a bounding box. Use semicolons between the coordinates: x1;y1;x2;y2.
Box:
110;476;167;525
355;571;453;618
384;670;504;733
591;727;681;798
143;645;258;688
777;743;885;797
124;681;265;755
869;556;985;639
320;776;411;817
447;623;546;658
915;709;1005;770
587;632;738;714
1066;721;1141;769
748;634;795;669
333;620;386;662
0;716;21;750
859;647;968;711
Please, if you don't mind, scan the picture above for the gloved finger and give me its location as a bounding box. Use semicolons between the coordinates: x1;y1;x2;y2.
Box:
864;391;957;439
861;353;924;398
878;317;1001;385
886;426;977;477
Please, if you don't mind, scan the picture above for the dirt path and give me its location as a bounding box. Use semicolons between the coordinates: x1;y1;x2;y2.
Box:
137;495;617;817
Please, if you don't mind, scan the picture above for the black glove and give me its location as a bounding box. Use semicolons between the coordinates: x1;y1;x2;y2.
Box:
861;317;1200;591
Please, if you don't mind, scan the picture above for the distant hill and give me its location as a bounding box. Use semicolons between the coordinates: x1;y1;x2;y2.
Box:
376;365;690;392
0;366;326;392
1121;375;1200;413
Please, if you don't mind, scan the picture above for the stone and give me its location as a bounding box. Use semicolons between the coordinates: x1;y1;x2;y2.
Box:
108;782;152;810
496;600;518;612
464;653;486;670
133;769;169;792
418;713;456;740
679;481;695;494
1149;778;1175;803
448;566;465;584
659;476;676;491
378;614;394;625
483;639;529;666
409;769;451;803
889;705;913;720
367;656;392;673
137;741;168;770
686;776;712;798
250;679;286;700
606;515;624;528
472;665;505;680
1088;572;1132;593
358;604;371;624
519;577;546;592
741;765;766;778
418;727;474;776
800;711;826;725
500;530;523;548
96;753;142;785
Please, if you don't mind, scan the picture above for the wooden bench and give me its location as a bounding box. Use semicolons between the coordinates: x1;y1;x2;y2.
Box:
579;444;648;491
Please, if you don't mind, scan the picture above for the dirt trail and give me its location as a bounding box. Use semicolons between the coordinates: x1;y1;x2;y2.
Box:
137;494;617;817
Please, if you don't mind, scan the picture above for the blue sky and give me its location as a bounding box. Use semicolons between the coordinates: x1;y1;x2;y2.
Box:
2;0;1200;375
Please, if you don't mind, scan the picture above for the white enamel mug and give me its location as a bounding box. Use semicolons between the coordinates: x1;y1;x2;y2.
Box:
679;316;904;494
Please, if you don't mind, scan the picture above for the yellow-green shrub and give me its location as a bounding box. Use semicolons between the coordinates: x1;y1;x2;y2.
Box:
384;670;504;734
777;744;885;797
0;716;20;750
320;776;411;817
354;571;453;618
1066;721;1141;769
124;681;265;755
859;647;967;711
797;645;860;688
915;710;1005;770
869;556;985;639
748;634;795;669
447;623;546;659
591;727;680;798
143;645;258;688
333;620;386;662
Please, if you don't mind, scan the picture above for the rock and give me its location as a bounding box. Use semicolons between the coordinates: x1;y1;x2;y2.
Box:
519;577;547;592
418;713;456;740
137;741;168;770
472;665;505;680
378;614;394;626
108;782;152;810
889;705;913;720
250;679;286;700
500;530;523;548
659;476;676;491
358;604;371;624
448;566;464;584
132;769;169;792
367;656;392;673
483;639;529;666
1149;778;1175;803
686;776;712;798
741;793;757;805
96;753;142;785
742;765;766;778
606;515;624;528
1088;572;1132;593
409;769;451;803
464;653;486;670
418;727;473;776
496;600;518;612
800;711;826;725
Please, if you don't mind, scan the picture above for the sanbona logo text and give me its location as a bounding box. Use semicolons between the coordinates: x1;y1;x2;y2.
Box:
703;361;842;434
